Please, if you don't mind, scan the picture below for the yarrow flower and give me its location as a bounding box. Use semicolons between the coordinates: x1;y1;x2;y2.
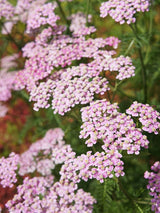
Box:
0;0;15;19
6;177;96;213
0;152;19;188
80;99;149;155
6;176;53;212
126;101;160;134
0;55;18;98
30;64;109;114
15;27;134;115
100;0;150;24
69;12;96;37
18;128;75;176
60;150;124;184
144;161;160;213
26;2;59;33
0;54;18;101
15;0;47;22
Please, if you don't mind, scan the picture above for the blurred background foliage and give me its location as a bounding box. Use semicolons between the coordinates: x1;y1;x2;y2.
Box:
0;0;160;212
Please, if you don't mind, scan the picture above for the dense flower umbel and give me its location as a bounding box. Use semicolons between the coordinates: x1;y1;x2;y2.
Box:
0;0;15;19
0;69;16;101
0;152;19;188
80;100;149;155
6;176;53;212
19;128;76;176
30;65;109;114
26;2;59;33
6;177;96;213
42;182;96;213
0;54;18;101
60;150;124;184
15;27;134;115
126;101;160;134
144;161;160;213
100;0;150;24
69;12;96;37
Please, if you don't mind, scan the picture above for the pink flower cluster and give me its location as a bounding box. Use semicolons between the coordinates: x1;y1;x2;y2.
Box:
26;2;59;33
15;28;134;115
80;100;149;155
126;101;160;134
90;53;135;80
30;64;109;114
60;150;124;184
6;176;53;212
15;0;47;23
69;12;96;37
100;0;150;24
19;128;75;176
0;0;15;19
0;55;18;101
6;177;96;213
0;152;19;188
144;161;160;213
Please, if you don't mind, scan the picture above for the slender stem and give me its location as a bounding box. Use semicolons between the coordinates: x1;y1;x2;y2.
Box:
0;21;22;50
117;88;134;100
86;0;91;26
107;90;111;102
103;179;107;212
118;179;144;213
130;24;148;103
144;6;153;65
124;39;135;56
110;80;123;103
55;0;70;26
134;200;152;205
139;48;147;103
54;114;65;130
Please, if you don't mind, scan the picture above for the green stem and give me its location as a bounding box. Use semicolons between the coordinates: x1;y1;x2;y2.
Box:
0;21;22;50
54;114;65;130
134;200;152;205
124;39;135;56
144;7;153;65
130;24;148;103
117;88;134;100
103;179;107;212
107;90;111;102
111;81;123;103
119;179;144;213
86;0;91;26
55;0;70;26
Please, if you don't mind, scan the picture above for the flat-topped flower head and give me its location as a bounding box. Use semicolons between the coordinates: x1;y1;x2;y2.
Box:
0;153;19;188
100;0;150;24
0;0;15;19
126;101;160;134
26;2;59;33
29;64;109;115
6;176;53;212
144;161;160;213
6;177;96;213
69;12;96;37
18;128;75;176
0;69;16;101
60;150;124;184
0;54;18;101
80;100;149;155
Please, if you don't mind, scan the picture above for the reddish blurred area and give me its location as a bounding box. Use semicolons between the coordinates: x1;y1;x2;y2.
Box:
0;99;31;211
0;98;31;154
